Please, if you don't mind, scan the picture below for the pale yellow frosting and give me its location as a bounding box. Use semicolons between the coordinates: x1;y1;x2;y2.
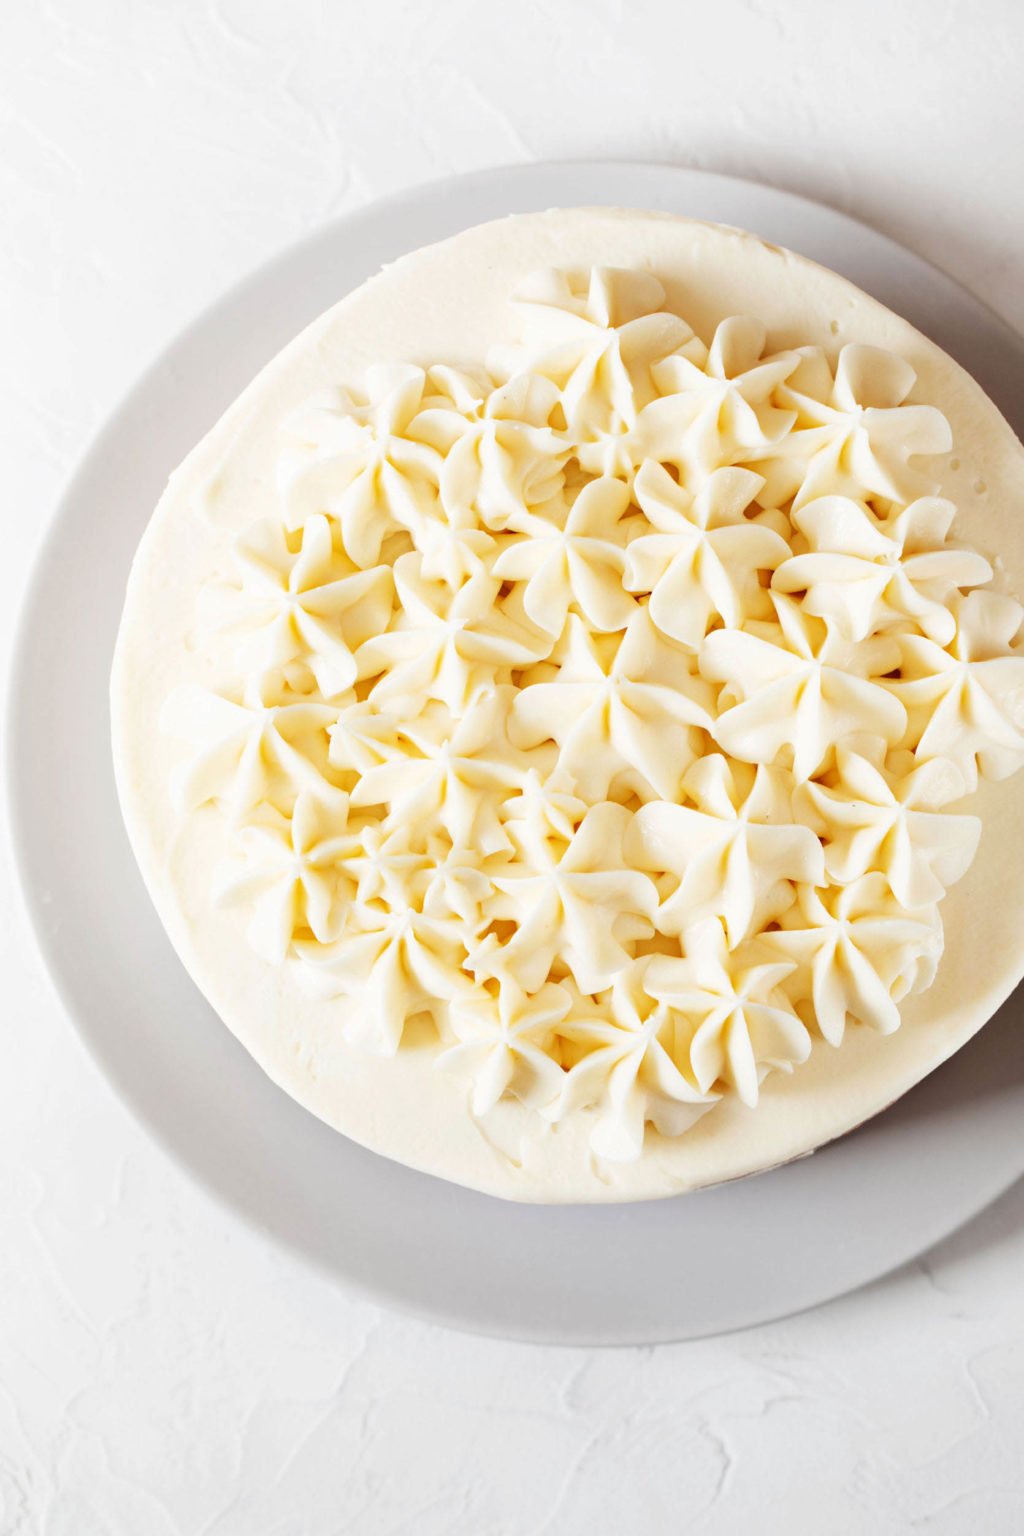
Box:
112;210;1024;1201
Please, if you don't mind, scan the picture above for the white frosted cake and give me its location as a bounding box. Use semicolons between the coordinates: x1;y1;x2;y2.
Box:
112;209;1024;1202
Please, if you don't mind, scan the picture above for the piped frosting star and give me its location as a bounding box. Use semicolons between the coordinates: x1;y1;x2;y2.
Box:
478;801;658;994
772;495;992;643
202;513;393;697
556;968;716;1161
796;744;980;908
890;590;1024;788
491;476;636;636
641;920;809;1109
161;680;340;816
435;978;572;1117
278;364;441;568
701;593;907;781
511;609;714;800
764;875;943;1045
629;754;825;946
625;460;787;648
753;343;953;509
211;791;361;963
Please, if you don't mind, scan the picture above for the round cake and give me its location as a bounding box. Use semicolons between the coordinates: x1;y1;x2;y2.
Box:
111;208;1024;1202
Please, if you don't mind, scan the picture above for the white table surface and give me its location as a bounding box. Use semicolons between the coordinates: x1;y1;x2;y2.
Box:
2;2;1022;1530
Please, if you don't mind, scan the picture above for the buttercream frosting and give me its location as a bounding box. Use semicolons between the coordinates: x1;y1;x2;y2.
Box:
112;209;1024;1200
157;258;1024;1163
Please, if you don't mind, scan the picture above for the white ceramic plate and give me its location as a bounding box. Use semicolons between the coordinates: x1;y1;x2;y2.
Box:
8;162;1024;1344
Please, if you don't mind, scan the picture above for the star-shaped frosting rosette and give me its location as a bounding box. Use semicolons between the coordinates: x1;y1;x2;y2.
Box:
889;590;1024;788
628;754;825;946
511;609;715;801
413;518;498;589
341;823;430;907
701;593;907;782
496;769;588;865
391;489;496;594
644;316;799;481
348;691;528;856
497;267;698;445
625;461;788;648
277;364;442;568
642;920;809;1109
211;791;361;964
298;911;471;1056
773;495;993;644
419;846;495;932
297;831;472;1055
796;745;980;908
478;801;658;995
201;513;393;698
408;368;568;532
555;968;717;1161
161;680;341;817
357;554;550;715
752;344;953;510
327;702;409;778
435;979;572;1117
490;475;636;636
764;875;943;1045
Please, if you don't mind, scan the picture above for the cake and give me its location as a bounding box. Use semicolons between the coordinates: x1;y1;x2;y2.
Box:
111;208;1024;1202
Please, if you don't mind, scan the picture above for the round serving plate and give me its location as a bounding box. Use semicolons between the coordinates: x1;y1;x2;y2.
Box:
7;162;1024;1345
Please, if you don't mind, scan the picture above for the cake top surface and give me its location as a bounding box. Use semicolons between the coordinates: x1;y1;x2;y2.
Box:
112;209;1024;1202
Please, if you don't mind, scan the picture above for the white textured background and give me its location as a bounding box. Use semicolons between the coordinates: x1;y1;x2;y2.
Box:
2;2;1023;1531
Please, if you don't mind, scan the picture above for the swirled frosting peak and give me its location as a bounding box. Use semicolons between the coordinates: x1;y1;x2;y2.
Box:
162;263;1024;1164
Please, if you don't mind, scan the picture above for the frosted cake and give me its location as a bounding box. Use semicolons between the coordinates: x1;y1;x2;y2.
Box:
112;210;1024;1201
